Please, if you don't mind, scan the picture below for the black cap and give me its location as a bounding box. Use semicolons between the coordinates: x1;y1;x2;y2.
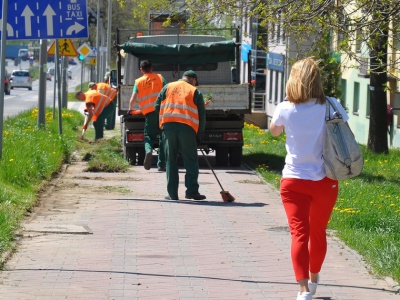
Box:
183;70;198;86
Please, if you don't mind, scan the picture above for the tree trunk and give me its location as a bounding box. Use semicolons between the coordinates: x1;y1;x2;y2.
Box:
367;6;389;154
368;68;389;154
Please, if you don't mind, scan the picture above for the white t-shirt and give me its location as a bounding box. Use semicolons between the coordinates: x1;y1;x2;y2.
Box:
271;97;349;180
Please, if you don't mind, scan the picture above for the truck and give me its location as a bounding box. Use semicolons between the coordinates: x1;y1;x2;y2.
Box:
5;45;27;60
114;28;252;167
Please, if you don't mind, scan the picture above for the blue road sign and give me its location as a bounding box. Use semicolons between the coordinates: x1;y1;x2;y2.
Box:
88;47;97;58
267;52;285;72
0;0;88;40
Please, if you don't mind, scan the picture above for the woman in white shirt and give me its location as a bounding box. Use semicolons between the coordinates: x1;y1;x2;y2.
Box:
270;57;349;300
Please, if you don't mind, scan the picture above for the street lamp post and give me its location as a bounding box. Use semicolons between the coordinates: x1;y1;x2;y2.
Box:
107;0;112;72
96;0;101;82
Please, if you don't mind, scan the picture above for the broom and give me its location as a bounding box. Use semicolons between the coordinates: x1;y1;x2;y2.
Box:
200;149;235;202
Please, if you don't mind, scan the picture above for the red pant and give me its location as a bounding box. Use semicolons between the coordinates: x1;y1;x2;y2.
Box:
280;177;338;281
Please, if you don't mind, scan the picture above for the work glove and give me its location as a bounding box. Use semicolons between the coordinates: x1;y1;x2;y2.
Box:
82;125;88;130
129;110;142;115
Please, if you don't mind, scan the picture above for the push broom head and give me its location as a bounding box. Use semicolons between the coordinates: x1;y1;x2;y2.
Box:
220;191;235;202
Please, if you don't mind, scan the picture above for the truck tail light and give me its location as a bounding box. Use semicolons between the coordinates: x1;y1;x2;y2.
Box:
127;132;145;142
223;132;242;141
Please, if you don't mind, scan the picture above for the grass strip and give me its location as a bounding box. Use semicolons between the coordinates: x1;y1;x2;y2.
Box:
0;108;82;256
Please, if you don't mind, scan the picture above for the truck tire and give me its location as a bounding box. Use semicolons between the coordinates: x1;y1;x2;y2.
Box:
137;148;145;165
229;146;242;167
215;146;229;166
124;147;137;165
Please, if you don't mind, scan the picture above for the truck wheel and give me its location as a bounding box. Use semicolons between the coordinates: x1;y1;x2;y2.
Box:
215;146;229;166
125;148;137;165
229;146;242;167
137;148;145;165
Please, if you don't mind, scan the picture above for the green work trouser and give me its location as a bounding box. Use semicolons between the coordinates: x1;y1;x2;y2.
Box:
93;100;117;139
162;123;199;199
104;104;116;130
144;111;165;168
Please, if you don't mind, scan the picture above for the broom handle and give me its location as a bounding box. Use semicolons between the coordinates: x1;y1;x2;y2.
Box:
200;149;225;191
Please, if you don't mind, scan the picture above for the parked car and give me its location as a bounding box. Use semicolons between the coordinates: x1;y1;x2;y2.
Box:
68;58;77;65
10;70;32;90
4;71;11;95
46;72;52;81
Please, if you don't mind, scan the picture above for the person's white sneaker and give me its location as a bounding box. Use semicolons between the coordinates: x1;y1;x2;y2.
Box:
296;291;312;300
308;274;320;295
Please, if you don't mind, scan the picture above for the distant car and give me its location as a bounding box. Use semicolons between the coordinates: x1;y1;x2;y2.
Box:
18;49;29;61
4;71;11;95
47;67;55;77
47;67;71;80
68;58;77;65
10;70;32;90
46;72;52;81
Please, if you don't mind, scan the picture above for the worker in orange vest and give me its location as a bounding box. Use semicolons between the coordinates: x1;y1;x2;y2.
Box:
88;78;117;130
75;90;116;140
155;70;206;201
129;60;167;171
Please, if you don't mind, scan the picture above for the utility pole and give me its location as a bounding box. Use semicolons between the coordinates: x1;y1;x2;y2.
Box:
107;0;112;72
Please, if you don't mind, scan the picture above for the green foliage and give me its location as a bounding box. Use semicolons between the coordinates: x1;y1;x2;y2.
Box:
310;32;342;98
242;122;400;283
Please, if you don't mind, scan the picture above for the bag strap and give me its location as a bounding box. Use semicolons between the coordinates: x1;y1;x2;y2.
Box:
325;96;343;121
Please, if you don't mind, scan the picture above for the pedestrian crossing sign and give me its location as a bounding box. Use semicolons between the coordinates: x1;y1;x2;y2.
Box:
47;39;78;57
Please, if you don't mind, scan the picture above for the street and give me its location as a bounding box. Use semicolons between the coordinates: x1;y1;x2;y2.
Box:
3;58;84;119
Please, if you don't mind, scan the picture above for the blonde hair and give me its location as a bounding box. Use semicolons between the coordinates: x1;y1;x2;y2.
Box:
285;57;325;104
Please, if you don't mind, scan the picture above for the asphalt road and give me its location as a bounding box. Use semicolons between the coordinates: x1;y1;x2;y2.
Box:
3;58;84;119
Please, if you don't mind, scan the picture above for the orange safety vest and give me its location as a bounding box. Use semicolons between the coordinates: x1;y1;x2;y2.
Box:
96;82;117;101
135;73;163;115
85;90;112;122
159;81;199;133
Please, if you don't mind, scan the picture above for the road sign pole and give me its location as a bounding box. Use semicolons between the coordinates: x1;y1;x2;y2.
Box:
81;60;84;91
0;0;9;160
55;41;62;135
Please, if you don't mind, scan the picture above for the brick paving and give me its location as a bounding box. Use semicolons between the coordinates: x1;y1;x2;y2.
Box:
0;103;399;299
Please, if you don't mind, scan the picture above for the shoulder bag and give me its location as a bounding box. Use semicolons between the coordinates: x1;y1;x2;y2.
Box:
322;97;364;180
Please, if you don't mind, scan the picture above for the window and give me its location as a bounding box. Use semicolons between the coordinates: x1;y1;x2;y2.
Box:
341;79;347;111
152;63;218;72
366;84;370;117
353;82;360;115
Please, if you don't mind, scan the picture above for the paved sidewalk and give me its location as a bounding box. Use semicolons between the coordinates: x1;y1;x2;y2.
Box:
0;104;399;299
